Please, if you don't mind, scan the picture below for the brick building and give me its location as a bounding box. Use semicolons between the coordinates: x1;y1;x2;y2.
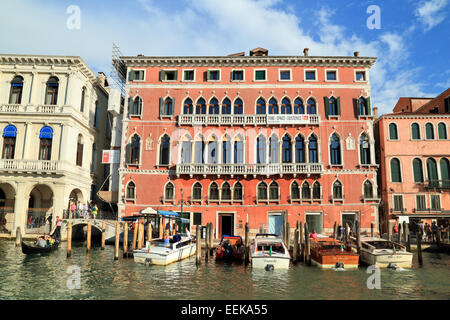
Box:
375;88;450;235
117;48;380;239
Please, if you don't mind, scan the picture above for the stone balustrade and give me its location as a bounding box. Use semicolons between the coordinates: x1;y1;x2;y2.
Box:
178;114;320;126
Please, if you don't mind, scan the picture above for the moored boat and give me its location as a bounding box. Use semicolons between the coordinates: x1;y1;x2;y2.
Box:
215;235;245;261
250;234;290;270
359;237;413;268
133;236;196;266
310;236;359;269
21;239;60;255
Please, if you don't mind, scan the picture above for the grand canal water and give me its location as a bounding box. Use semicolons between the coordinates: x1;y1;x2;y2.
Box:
0;240;449;300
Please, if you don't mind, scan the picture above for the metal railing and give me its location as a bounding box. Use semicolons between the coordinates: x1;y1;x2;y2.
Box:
176;162;323;176
425;180;450;189
63;209;118;220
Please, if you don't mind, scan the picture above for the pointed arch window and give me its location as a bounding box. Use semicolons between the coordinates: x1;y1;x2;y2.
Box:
358;97;370;116
269;182;279;200
39;126;53;160
333;181;343;199
9;76;24;104
234;139;244;164
222;182;231;200
130;96;142;116
194;140;205;164
282;135;292;163
438;123;447;140
308;135;318;163
222;138;231;164
165;182;174;200
208;138;218;164
222;98;231;114
258;182;268;200
268;98;278;114
294;98;304;114
209;182;219;200
45;76;59;105
302;181;311;199
192;182;202;200
256;136;266;164
411;123;420;140
183;98;193;114
2;125;17;159
413;158;424;183
269;135;279;163
291;181;300;200
234;182;243;201
196;98;206;114
390;158;402;182
363;180;373;199
295;135;305;163
126;134;140;164
389;123;398;140
209;98;219;114
256;98;266;114
328;97;339;116
281;98;291;114
126;181;136;199
234;98;243;114
312;181;321;199
307;98;316;114
425;123;434;139
360;133;371;165
330;133;341;165
159;134;170;165
163;97;173;115
76;134;84;167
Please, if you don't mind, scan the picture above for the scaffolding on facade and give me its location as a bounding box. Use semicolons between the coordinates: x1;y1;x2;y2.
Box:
110;43;127;97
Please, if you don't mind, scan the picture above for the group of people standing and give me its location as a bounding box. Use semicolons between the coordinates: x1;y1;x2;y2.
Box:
69;200;98;219
415;221;448;243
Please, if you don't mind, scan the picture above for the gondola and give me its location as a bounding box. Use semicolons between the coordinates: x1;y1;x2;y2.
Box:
21;239;60;255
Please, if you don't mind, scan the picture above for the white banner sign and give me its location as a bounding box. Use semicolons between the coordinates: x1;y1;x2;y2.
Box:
102;150;120;164
267;114;311;125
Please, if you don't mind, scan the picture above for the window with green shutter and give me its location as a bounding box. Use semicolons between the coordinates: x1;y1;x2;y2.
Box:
431;195;441;210
255;70;266;81
416;195;426;211
324;97;330;117
391;158;402;182
438;122;447;139
440;158;450;188
413;158;424;183
389;123;398;140
393;195;403;211
411;123;420;139
425;123;434;139
426;158;438;184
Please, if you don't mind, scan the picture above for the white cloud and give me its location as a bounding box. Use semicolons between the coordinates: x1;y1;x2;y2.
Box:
415;0;449;31
0;0;437;114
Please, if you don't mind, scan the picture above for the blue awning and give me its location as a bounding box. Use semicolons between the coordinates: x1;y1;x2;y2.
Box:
3;125;17;138
158;210;179;218
39;126;53;139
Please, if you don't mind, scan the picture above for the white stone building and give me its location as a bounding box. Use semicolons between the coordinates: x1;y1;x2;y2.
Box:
0;54;111;237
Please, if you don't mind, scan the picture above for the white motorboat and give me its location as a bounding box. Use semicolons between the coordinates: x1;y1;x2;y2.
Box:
359;237;413;268
250;234;291;270
133;236;196;266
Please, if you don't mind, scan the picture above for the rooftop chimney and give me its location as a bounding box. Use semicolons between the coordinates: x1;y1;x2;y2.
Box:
373;107;378;119
137;54;144;57
303;48;309;56
354;51;360;57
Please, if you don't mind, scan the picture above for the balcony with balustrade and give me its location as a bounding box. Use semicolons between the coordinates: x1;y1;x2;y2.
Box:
0;159;90;178
177;114;320;126
175;162;323;178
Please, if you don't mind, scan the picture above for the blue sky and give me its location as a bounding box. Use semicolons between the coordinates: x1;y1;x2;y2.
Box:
0;0;449;114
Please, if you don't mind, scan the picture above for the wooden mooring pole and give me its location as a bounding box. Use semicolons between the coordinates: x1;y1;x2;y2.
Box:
137;222;144;250
132;222;137;251
371;223;374;238
209;222;214;255
196;227;201;265
406;223;411;252
356;220;361;254
332;221;337;239
67;221;72;258
86;221;92;253
114;222;120;261
123;222;128;258
285;222;290;251
417;230;423;265
147;221;152;244
101;221;106;250
205;224;209;262
299;221;303;261
244;222;249;265
293;228;299;263
304;222;310;265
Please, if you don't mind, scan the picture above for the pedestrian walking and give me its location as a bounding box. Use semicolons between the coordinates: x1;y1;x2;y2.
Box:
70;201;76;219
92;203;98;219
83;202;89;219
46;214;52;233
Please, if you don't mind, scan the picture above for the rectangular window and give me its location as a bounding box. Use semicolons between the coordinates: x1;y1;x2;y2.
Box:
306;212;323;234
161;70;177;81
193;212;202;225
393;195;404;211
279;70;291;81
445;97;450;113
183;70;194;81
208;70;220;81
231;70;244;81
134;71;145;81
355;71;366;81
416;195;426;211
305;70;316;81
431;195;441;210
254;70;266;81
326;70;337;81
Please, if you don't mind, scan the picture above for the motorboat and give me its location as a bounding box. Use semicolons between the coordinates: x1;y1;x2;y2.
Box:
309;236;359;269
215;235;245;261
359;237;413;268
133;236;196;266
250;234;290;270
